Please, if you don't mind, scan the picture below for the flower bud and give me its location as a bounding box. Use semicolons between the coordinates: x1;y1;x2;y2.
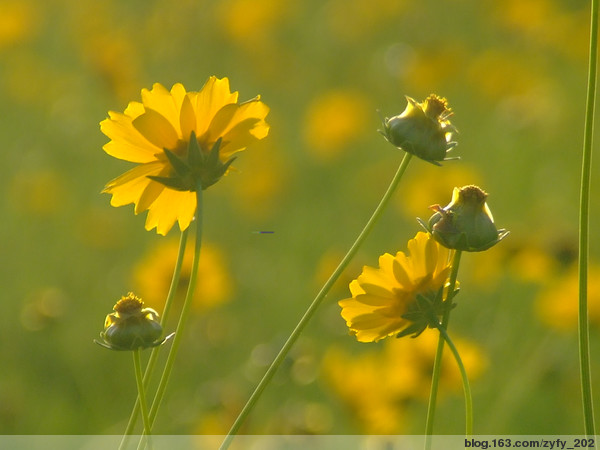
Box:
379;94;457;165
95;292;171;351
421;185;509;252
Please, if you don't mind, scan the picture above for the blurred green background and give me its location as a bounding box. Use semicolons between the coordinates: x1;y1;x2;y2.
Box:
1;0;599;437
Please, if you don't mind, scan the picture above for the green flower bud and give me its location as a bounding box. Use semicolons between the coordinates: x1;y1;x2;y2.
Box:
95;293;172;351
421;185;509;252
379;94;458;165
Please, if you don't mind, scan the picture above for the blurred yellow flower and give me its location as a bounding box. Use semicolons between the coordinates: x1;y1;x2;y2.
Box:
322;329;487;433
0;1;38;49
467;50;548;100
536;265;600;332
399;164;483;218
325;0;406;43
509;243;558;284
9;169;66;217
403;43;466;93
493;0;588;61
218;0;292;48
133;240;232;313
100;77;270;235
339;232;452;342
225;139;287;219
303;90;370;162
313;249;362;295
81;32;140;102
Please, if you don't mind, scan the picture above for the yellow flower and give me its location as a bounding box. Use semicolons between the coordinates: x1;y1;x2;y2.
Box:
303;89;370;162
133;240;232;313
398;164;483;219
339;232;452;342
0;1;38;49
536;265;600;332
100;77;270;235
322;330;487;433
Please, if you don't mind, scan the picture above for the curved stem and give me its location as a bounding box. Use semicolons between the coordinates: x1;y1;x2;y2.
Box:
219;153;414;450
579;0;598;437
434;323;473;436
133;349;152;449
119;229;188;450
425;249;462;450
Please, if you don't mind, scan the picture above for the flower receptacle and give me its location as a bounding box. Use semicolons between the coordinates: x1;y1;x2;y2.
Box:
95;292;173;351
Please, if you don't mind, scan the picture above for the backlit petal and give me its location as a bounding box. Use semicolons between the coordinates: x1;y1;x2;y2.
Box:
194;76;238;137
101;112;158;163
145;188;196;235
132;108;179;151
140;83;182;134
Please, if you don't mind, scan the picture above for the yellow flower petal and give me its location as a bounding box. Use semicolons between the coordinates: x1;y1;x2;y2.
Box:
179;94;197;140
349;279;365;296
100;112;158;163
391;256;413;288
132;108;180;151
140;83;183;133
136;176;167;214
193;77;239;137
206;98;269;147
144;188;196;236
103;162;164;207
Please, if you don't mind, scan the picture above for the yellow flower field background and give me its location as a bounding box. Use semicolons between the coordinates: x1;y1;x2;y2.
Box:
2;0;599;435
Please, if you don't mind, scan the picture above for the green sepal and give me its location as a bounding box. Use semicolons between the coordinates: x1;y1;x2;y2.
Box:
187;131;204;168
94;332;175;352
147;175;191;191
147;132;237;192
163;148;191;177
206;138;223;166
396;287;457;339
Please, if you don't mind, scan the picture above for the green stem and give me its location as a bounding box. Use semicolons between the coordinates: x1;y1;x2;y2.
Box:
119;229;189;450
135;187;204;450
219;152;414;450
147;187;204;428
434;323;473;436
425;249;462;450
133;349;152;450
579;0;598;437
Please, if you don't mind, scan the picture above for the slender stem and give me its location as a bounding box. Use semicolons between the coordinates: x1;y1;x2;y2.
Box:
119;229;189;450
579;0;598;437
425;249;462;450
146;187;204;428
579;0;598;436
220;153;414;450
133;349;152;450
434;323;473;436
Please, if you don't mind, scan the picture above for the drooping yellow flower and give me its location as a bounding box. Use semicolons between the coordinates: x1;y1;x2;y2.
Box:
339;232;452;342
100;77;270;235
